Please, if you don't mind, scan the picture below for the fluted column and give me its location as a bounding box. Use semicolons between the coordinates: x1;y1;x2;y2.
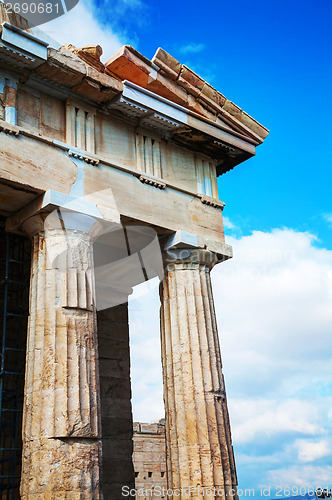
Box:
160;249;238;500
20;211;102;499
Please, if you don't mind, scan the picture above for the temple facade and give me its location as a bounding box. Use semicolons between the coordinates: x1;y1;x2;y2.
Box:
0;5;268;499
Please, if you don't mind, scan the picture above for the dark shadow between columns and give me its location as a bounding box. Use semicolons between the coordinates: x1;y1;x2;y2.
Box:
97;303;135;499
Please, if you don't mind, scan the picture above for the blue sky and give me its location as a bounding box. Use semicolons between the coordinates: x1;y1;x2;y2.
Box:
43;0;332;492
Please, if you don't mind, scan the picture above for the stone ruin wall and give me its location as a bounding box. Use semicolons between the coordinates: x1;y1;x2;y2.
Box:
133;420;167;499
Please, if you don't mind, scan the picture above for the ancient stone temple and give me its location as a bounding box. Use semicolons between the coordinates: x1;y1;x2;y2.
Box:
0;5;268;499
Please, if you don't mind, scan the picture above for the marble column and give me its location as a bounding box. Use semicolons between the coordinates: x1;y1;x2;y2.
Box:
20;210;103;499
160;249;238;500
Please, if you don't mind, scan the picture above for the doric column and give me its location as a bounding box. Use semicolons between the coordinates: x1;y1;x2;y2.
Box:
20;210;103;498
160;248;238;500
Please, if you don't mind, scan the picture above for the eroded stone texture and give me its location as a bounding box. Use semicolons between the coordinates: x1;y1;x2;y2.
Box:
20;214;102;498
98;303;135;499
160;250;238;500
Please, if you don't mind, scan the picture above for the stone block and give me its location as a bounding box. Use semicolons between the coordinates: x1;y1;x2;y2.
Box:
133;422;140;432
105;45;151;87
98;338;130;360
102;459;134;485
178;65;205;98
222;99;269;139
152;47;181;80
101;397;133;419
146;72;189;108
199;82;225;112
102;416;133;439
97;304;129;324
35;47;86;88
100;375;131;399
99;358;130;379
103;438;133;459
72;66;121;103
140;423;158;434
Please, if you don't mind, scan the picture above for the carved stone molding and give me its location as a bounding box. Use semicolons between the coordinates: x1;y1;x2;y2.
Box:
139;173;166;190
200;194;225;210
0;119;19;136
213;139;236;152
68;149;99;166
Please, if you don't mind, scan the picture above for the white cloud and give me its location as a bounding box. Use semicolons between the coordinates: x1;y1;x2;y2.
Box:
294;439;331;463
39;0;125;60
179;42;205;55
229;398;325;445
223;216;236;229
265;465;332;487
323;213;332;227
212;229;332;397
129;278;164;422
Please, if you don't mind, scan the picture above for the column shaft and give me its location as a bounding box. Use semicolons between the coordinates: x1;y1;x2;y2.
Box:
160;253;237;499
21;227;102;498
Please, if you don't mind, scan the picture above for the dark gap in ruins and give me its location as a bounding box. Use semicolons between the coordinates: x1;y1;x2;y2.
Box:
0;216;31;500
97;302;135;499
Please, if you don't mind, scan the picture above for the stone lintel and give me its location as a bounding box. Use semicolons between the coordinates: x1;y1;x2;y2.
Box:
6;189;103;236
164;230;198;250
163;230;233;265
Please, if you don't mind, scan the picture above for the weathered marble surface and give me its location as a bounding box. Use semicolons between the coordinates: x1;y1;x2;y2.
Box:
20;214;102;498
160;250;238;499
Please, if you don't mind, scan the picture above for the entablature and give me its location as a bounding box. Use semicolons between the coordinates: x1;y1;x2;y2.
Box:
107;81;256;175
0;11;268;177
0;21;48;70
